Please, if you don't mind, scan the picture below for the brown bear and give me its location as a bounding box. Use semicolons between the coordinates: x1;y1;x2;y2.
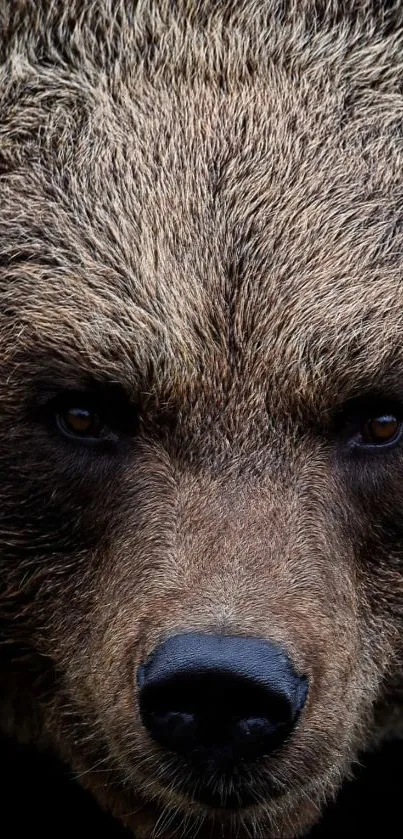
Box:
1;2;403;837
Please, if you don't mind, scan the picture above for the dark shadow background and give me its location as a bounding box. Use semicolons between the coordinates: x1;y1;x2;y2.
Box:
2;734;402;837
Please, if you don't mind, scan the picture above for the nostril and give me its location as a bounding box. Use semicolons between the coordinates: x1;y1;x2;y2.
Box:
140;669;306;726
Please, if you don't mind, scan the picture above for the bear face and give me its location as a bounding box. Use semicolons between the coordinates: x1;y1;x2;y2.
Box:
1;2;403;837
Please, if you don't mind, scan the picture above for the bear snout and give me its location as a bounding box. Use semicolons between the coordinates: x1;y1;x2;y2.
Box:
137;632;308;783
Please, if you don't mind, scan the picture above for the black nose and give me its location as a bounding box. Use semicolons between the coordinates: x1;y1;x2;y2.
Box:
137;633;308;768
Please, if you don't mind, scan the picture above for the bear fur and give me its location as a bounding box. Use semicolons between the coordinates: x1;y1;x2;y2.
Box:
1;1;403;836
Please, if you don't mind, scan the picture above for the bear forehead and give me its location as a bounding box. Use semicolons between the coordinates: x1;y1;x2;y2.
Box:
2;179;403;416
3;137;403;407
3;225;403;421
1;20;403;415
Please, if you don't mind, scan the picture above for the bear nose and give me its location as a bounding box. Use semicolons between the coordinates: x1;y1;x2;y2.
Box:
137;633;308;767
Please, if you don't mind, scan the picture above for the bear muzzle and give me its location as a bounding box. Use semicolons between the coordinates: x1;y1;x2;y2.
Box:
137;632;308;808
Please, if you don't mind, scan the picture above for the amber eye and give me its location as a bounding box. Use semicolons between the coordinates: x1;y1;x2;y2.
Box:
361;414;400;446
56;404;104;440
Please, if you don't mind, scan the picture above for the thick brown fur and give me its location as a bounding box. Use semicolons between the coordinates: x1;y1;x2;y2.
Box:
1;2;403;836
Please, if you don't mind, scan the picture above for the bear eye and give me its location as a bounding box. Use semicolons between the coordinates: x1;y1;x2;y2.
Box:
339;398;403;451
361;414;401;446
58;405;103;439
53;395;114;443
